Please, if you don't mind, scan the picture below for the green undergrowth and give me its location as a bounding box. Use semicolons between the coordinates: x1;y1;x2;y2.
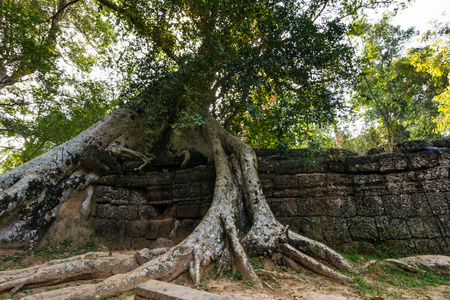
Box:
342;250;450;299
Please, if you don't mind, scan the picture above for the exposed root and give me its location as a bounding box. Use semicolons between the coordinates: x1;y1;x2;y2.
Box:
0;118;354;299
0;252;138;293
279;243;352;283
384;259;426;274
255;269;300;280
109;147;155;170
286;230;354;272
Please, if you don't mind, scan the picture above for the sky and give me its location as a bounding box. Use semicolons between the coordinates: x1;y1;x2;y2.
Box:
389;0;449;33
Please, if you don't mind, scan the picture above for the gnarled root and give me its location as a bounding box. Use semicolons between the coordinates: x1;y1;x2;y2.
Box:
1;118;353;299
0;252;138;293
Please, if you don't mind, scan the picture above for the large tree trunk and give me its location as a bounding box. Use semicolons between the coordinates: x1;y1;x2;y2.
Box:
0;110;353;299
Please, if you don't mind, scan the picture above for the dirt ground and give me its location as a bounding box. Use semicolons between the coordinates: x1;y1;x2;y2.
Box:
2;250;449;300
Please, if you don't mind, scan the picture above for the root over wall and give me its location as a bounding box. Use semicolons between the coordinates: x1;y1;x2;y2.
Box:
37;143;450;255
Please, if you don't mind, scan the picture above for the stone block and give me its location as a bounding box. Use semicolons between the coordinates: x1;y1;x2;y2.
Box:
414;239;444;254
174;166;215;184
290;217;323;241
296;199;309;215
145;219;174;239
353;184;387;196
94;186;129;204
379;155;408;173
115;205;138;220
146;186;172;202
130;190;148;205
353;196;384;216
437;215;450;236
320;217;352;245
138;205;162;220
348;216;379;242
407;217;441;238
386;182;418;195
173;183;201;201
346;156;380;173
408;151;439;169
136;279;236;300
410;193;433;216
353;174;385;186
176;219;200;240
424;192;450;215
126;220;147;238
375;216;411;240
284;199;298;216
307;196;356;217
383;194;416;217
96;204;115;219
272;175;300;197
267;199;285;217
199;180;215;200
94;219;126;237
176;202;201;218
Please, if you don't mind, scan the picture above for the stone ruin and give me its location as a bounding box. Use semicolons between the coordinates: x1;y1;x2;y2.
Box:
30;139;450;255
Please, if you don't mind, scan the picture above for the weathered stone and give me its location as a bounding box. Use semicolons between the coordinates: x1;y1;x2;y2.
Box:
383;195;416;217
199;180;215;200
393;140;430;153
176;202;201;218
307;196;355;217
145;219;174;239
146;186;172;202
348;216;379;242
96;204;115;219
126;220;147;238
437;215;450;237
174;166;215;184
320;217;351;245
346;156;380;173
353;196;384;216
138;205;162;220
272;175;301;197
173;183;201;201
94;186;129;204
176;219;200;240
380;154;408;173
94;219;126;237
407;217;441;238
115;205;138;220
267;199;285;217
375;216;411;240
290;217;322;241
136;279;237;300
130;190;147;205
414;239;444;254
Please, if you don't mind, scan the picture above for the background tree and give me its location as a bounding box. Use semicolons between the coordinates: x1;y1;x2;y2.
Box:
0;0;405;298
349;16;447;151
410;19;450;134
0;0;130;171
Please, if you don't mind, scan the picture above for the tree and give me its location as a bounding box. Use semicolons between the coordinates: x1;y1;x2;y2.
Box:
0;0;400;298
0;0;128;172
409;19;450;134
350;16;446;150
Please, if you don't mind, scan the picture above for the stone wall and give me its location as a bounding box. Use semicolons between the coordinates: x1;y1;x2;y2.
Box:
84;145;450;255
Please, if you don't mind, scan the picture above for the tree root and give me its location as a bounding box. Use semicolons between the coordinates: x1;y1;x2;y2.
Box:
0;118;354;299
0;252;138;293
109;147;155;171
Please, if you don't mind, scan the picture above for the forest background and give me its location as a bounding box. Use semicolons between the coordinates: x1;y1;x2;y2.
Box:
0;0;449;173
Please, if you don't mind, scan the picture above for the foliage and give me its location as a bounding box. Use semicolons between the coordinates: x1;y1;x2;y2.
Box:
0;0;131;172
409;19;450;134
350;16;446;150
